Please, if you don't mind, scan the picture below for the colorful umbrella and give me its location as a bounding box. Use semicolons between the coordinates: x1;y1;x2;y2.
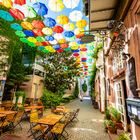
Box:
69;10;83;22
76;19;87;28
27;37;37;43
15;30;26;37
54;33;63;40
0;10;14;22
49;40;57;45
72;49;79;53
20;37;28;43
23;30;35;36
64;23;75;31
80;48;87;51
57;48;63;53
63;0;80;9
73;53;79;57
33;2;48;16
45;36;54;41
9;8;25;20
64;47;71;52
21;21;34;30
48;0;64;12
43;17;56;28
42;27;53;35
33;29;44;36
74;28;84;35
38;46;45;51
56;15;69;25
60;43;68;49
41;41;50;46
14;0;26;5
71;45;79;50
53;25;64;33
35;42;42;46
36;36;45;42
53;44;60;50
32;20;45;29
57;38;66;44
2;0;13;8
64;31;74;38
22;6;37;18
10;23;22;30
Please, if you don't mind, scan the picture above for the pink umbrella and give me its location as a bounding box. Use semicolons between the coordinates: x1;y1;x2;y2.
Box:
53;25;64;33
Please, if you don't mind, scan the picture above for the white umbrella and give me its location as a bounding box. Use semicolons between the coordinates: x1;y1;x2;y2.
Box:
63;0;80;9
54;33;63;40
69;10;83;22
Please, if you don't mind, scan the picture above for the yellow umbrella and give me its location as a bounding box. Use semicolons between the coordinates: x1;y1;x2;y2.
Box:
42;27;53;35
48;0;64;12
2;0;12;8
56;15;69;25
27;37;37;43
71;46;79;50
58;38;66;44
76;19;87;28
45;46;56;53
69;42;77;46
79;44;86;48
64;23;75;31
21;21;34;30
74;28;84;35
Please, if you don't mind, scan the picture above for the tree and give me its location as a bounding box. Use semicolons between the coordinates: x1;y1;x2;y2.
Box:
39;51;79;94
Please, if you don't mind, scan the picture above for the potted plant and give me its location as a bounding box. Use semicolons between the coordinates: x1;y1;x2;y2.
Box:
117;133;131;140
104;108;111;120
82;81;87;93
107;120;117;134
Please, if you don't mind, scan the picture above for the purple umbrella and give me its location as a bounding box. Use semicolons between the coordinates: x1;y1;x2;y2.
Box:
43;17;56;28
33;2;48;16
64;31;74;38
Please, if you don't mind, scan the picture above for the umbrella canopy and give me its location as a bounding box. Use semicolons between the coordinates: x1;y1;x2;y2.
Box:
2;0;13;8
57;38;66;44
21;21;34;30
60;43;68;49
71;45;79;50
74;28;84;35
20;37;28;43
32;20;45;29
48;0;64;12
33;2;48;16
64;23;75;31
41;41;50;46
27;37;37;43
33;29;44;36
57;48;63;53
0;10;14;22
49;40;57;45
43;17;56;28
42;27;53;35
63;0;80;9
15;30;26;37
69;10;83;22
53;44;60;50
22;6;37;18
53;25;64;33
73;53;79;57
10;23;22;30
56;15;69;25
23;30;35;36
45;35;54;41
36;36;45;42
76;19;87;28
54;33;63;40
64;31;74;38
14;0;26;5
9;8;25;20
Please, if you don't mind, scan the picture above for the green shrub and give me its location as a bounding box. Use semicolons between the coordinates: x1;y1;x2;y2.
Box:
73;80;79;98
82;81;87;92
105;108;111;120
117;133;131;140
110;107;121;122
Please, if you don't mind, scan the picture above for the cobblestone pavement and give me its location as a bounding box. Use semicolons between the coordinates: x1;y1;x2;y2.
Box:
8;98;109;140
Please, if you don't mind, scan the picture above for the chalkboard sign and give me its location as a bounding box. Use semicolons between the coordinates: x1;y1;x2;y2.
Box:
127;57;138;97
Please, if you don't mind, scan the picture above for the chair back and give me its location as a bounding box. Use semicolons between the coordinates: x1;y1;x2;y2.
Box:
15;110;24;122
30;109;38;123
5;113;16;122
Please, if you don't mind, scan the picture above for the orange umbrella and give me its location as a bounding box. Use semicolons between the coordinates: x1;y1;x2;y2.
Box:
21;21;34;30
60;43;68;49
33;29;44;36
32;20;45;29
56;15;69;25
14;0;26;5
76;19;87;28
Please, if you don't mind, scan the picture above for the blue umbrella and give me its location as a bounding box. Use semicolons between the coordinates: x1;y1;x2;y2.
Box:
72;49;80;53
77;40;84;44
10;23;23;31
45;35;54;41
53;44;60;50
0;10;14;22
43;17;56;28
33;2;48;16
64;31;74;38
23;30;35;37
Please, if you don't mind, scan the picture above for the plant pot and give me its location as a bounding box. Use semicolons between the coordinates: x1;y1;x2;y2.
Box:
116;122;123;130
93;102;98;109
108;126;117;134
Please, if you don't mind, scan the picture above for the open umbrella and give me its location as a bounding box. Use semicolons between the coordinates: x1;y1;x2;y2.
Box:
21;21;34;30
63;0;80;9
49;40;57;45
14;0;26;5
57;48;63;53
22;6;37;18
57;38;66;44
53;25;64;33
42;27;53;35
23;30;35;37
56;15;69;25
15;30;26;37
36;36;45;42
0;10;14;22
73;53;79;57
45;35;54;41
10;23;22;30
33;29;44;36
43;17;56;28
32;20;45;29
76;19;87;28
2;0;13;8
48;0;64;12
9;8;25;20
53;44;60;50
38;46;45;51
69;10;83;22
33;2;48;16
64;23;75;31
60;43;68;49
64;47;71;52
41;41;50;46
27;37;37;43
71;45;79;50
20;37;28;43
54;33;63;40
74;28;84;35
64;31;74;38
35;42;42;46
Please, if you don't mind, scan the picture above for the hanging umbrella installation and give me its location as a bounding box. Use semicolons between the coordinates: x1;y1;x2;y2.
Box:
56;15;69;25
2;0;13;8
63;0;80;9
21;21;34;30
53;25;64;33
22;6;37;18
43;17;56;28
69;10;83;22
32;20;45;29
0;10;14;22
14;0;26;6
76;19;87;28
10;23;23;30
64;23;75;31
64;31;74;38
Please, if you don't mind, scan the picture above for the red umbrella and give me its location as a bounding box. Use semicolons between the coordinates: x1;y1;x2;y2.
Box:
41;41;50;46
33;29;44;36
73;53;79;57
14;0;26;5
76;33;84;38
32;20;45;29
80;48;87;51
9;8;25;20
60;43;68;49
57;49;63;53
53;25;64;33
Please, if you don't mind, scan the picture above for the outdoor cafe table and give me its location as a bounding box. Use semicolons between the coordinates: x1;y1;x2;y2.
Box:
0;110;17;115
25;106;44;114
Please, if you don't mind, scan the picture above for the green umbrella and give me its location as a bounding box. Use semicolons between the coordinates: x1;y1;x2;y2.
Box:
36;36;45;42
64;47;71;52
23;6;37;18
15;31;26;37
20;37;28;43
